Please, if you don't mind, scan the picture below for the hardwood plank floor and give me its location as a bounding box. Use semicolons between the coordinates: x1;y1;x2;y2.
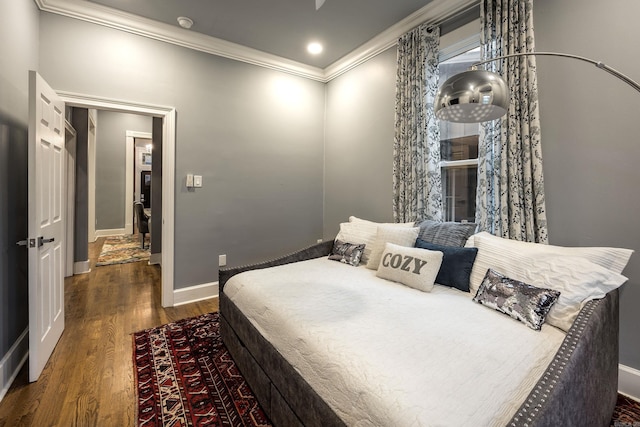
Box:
0;237;219;427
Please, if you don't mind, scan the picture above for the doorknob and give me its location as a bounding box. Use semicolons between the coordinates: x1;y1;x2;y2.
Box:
38;236;55;247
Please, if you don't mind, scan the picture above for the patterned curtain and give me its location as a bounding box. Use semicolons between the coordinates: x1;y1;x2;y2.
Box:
393;25;442;223
477;0;548;243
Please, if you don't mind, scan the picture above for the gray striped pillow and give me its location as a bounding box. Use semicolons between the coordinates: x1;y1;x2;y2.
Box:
416;220;477;247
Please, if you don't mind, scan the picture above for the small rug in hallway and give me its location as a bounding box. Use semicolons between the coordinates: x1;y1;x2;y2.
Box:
96;234;150;266
133;312;271;427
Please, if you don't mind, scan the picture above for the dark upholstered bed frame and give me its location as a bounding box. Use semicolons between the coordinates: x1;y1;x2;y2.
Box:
219;241;619;427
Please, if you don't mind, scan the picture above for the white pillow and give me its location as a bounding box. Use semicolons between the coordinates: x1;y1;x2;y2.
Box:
469;231;633;294
366;225;420;270
519;256;628;331
336;217;415;264
468;233;630;331
335;222;376;264
376;243;443;292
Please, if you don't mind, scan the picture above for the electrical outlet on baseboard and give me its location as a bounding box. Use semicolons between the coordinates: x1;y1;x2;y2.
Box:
218;254;227;267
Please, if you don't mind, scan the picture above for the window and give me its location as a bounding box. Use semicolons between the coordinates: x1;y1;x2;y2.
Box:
438;46;481;222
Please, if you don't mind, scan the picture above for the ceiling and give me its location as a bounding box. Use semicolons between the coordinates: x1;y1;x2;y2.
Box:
85;0;436;68
37;0;478;80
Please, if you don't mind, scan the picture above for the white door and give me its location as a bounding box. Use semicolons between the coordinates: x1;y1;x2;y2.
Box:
27;71;66;382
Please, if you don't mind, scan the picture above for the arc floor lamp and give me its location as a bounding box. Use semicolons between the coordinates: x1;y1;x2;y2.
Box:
434;52;640;123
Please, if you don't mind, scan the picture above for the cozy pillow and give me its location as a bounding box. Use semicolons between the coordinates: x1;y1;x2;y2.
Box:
414;239;478;292
328;240;366;266
366;225;420;270
473;269;561;331
336;218;414;264
376;243;443;292
416;220;477;247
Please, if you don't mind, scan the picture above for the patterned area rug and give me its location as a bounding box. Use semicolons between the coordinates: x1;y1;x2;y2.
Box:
133;313;640;427
96;234;150;266
611;393;640;426
133;312;271;427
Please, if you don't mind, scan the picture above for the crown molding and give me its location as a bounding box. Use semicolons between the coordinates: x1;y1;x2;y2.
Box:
36;0;478;83
323;0;478;81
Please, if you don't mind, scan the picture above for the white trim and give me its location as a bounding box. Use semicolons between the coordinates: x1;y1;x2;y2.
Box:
173;282;219;306
125;130;152;235
440;158;479;168
73;260;91;274
619;363;640;401
36;0;478;83
95;228;126;238
323;0;478;81
0;329;29;403
149;253;161;265
59;91;176;307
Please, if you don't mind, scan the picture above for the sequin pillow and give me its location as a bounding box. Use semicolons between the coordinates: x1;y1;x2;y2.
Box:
329;239;366;266
473;269;561;331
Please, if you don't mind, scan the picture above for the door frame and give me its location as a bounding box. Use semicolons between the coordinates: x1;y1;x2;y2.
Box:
125;131;152;235
60;91;176;307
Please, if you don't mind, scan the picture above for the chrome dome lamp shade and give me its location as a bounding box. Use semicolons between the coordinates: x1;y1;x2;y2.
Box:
434;69;510;123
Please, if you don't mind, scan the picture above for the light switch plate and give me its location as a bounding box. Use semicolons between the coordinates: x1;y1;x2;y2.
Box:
186;174;194;187
194;175;203;187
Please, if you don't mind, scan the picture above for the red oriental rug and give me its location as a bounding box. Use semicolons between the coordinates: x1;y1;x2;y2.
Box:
134;313;640;427
132;312;271;427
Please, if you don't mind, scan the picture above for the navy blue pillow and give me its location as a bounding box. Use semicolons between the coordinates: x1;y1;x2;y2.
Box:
414;239;478;292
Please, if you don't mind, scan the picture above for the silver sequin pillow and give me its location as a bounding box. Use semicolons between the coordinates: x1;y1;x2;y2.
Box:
329;239;366;266
473;269;561;331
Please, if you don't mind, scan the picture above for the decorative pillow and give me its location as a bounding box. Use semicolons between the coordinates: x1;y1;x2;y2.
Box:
328;240;366;267
473;269;561;331
336;218;414;264
376;243;443;292
468;231;633;295
414;239;478;292
366;225;420;270
416;220;477;247
510;256;628;331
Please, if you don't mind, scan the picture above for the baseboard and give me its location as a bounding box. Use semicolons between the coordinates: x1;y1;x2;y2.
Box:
149;252;161;265
73;260;91;275
619;364;640;401
0;329;28;403
95;228;126;238
173;281;219;306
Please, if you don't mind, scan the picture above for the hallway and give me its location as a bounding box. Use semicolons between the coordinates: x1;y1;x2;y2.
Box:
0;238;219;426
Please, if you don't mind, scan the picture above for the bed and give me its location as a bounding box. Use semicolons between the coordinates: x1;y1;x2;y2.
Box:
219;218;632;427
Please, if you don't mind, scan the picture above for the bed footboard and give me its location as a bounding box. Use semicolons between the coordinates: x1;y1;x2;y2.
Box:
510;289;619;427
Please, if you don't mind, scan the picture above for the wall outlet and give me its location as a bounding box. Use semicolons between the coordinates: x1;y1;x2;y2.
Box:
317;238;323;243
218;254;227;267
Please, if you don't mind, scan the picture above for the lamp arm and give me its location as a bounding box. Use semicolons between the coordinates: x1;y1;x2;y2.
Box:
472;51;640;94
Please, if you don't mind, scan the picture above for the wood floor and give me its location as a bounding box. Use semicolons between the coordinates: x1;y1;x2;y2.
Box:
0;237;219;427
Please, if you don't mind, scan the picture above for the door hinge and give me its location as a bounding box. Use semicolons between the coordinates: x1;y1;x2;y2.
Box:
16;239;36;248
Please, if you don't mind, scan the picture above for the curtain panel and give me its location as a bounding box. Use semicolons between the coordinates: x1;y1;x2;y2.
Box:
477;0;548;243
393;25;442;223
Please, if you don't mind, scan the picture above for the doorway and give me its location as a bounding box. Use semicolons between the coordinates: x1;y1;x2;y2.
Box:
60;92;176;307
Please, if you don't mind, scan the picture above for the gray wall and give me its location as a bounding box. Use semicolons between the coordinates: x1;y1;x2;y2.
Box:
323;47;398;239
534;0;640;369
95;110;152;230
38;13;325;288
0;0;39;368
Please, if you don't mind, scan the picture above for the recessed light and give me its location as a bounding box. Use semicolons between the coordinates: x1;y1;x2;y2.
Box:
177;16;194;29
307;42;323;55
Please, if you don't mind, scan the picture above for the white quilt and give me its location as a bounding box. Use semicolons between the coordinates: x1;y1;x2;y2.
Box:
224;257;566;427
